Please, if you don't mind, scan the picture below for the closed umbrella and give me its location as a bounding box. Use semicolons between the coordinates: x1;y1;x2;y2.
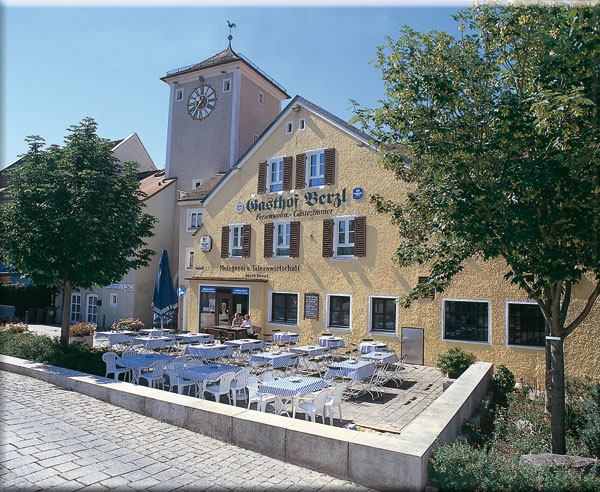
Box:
151;250;178;336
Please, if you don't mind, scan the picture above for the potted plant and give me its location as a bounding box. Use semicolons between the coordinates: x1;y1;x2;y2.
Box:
111;317;144;332
69;322;96;346
436;347;476;379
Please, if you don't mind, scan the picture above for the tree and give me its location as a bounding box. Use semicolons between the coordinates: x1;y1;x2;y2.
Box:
351;5;599;454
0;118;156;346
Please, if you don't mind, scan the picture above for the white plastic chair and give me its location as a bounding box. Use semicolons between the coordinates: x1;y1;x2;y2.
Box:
102;352;130;381
229;368;251;406
204;372;236;404
260;371;276;382
121;349;138;358
246;375;276;412
324;383;346;425
294;389;329;423
164;362;196;395
138;359;165;389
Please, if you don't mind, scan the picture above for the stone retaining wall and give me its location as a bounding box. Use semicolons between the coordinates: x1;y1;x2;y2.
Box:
0;355;493;491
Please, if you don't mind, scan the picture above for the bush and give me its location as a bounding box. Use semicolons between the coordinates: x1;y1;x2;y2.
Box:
0;322;28;334
111;317;144;332
430;441;600;492
579;384;600;459
69;322;96;337
436;347;476;378
0;330;107;376
492;364;515;407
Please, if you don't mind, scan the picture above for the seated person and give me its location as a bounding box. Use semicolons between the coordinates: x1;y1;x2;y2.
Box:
231;312;243;327
241;314;254;336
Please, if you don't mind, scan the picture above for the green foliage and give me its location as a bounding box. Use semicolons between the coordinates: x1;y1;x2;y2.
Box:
492;364;516;407
68;322;96;337
111;317;144;332
0;284;55;318
0;330;106;376
430;441;600;492
0;117;156;301
435;347;476;377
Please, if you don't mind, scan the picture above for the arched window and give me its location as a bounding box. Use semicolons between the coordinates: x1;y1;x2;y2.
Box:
86;294;98;325
70;294;81;324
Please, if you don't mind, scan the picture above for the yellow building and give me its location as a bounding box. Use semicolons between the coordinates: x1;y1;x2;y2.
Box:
185;96;600;382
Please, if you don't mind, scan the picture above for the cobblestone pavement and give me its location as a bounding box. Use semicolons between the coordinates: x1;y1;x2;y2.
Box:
0;371;373;492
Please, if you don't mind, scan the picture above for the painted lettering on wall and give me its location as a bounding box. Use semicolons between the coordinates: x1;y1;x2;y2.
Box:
218;264;301;280
245;188;348;215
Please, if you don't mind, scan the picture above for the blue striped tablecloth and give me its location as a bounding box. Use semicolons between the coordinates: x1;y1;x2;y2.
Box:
359;352;399;364
183;344;234;360
181;363;241;383
95;332;132;345
259;376;329;398
138;329;169;337
358;341;388;354
325;359;375;381
176;333;214;343
318;336;345;348
273;332;299;342
290;345;328;357
224;339;265;351
132;336;177;349
250;351;299;369
116;354;175;372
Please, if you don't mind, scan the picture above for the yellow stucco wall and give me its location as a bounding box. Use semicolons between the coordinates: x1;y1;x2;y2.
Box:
186;103;600;383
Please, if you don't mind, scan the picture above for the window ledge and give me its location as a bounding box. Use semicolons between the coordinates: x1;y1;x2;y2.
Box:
370;331;398;338
442;338;491;346
328;327;350;333
271;256;291;260
506;344;545;351
268;322;299;328
331;256;357;261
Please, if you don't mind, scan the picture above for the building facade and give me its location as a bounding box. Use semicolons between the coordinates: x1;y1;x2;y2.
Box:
184;96;600;382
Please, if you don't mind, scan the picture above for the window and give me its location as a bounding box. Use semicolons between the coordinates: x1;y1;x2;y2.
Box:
286;121;293;134
267;157;284;192
186;209;203;232
271;292;298;325
192;178;203;189
258;91;264;105
274;221;290;257
306;149;325;187
229;224;244;257
507;302;545;347
86;294;98;325
443;299;490;343
328;294;351;330
299;118;305;131
223;78;231;92
110;293;117;308
334;216;355;257
370;296;397;334
185;248;194;270
70;294;81;323
175;88;183;101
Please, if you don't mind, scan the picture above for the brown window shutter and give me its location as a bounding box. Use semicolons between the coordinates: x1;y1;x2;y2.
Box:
283;156;293;191
290;221;300;258
221;226;230;258
242;224;251;258
295;153;306;189
257;161;267;194
264;223;274;258
324;148;336;185
354;216;366;257
322;219;334;257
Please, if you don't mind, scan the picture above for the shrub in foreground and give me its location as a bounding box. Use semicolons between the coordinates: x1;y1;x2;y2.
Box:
436;347;476;378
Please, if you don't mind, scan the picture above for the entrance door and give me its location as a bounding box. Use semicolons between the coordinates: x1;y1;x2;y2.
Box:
215;294;232;326
401;327;424;365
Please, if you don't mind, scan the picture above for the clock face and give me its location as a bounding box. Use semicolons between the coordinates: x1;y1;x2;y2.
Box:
187;85;217;120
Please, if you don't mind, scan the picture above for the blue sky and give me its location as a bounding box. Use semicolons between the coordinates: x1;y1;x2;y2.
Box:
3;4;466;169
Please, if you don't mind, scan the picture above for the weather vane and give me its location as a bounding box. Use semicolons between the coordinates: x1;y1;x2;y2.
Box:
227;21;236;47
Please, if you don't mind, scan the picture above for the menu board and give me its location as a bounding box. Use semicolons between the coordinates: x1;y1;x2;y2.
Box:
304;293;319;320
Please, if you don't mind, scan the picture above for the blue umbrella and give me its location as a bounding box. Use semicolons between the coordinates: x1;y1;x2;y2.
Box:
151;249;178;335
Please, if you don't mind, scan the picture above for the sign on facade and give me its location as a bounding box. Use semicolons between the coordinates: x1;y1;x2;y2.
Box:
304;293;319;320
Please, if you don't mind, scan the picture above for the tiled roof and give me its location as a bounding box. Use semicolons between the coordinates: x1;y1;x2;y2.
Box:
139;170;176;201
178;172;227;202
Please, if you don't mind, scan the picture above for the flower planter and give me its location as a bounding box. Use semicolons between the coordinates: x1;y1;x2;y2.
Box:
69;335;93;346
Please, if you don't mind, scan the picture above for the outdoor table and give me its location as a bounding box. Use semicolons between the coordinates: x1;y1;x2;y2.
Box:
175;333;214;343
250;351;299;369
359;351;399;364
216;325;248;340
325;359;376;381
132;336;177;350
138;329;167;337
318;335;345;348
224;339;265;351
94;331;134;346
290;345;328;357
358;341;388;354
116;354;175;384
183;343;234;360
259;375;329;398
273;332;299;343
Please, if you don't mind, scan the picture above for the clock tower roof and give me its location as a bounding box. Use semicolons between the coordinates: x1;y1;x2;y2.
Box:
161;45;289;98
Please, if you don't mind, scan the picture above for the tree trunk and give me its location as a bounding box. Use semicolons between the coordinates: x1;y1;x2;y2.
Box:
545;335;552;412
60;281;72;347
550;336;566;454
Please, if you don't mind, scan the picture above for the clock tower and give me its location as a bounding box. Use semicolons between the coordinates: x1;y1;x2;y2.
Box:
161;42;290;191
